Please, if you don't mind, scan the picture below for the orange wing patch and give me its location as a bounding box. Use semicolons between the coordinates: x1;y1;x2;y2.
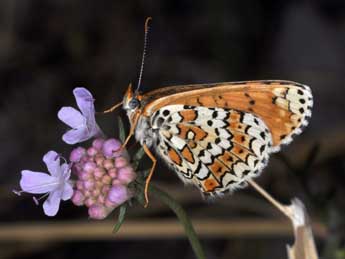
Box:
208;160;228;181
217;150;239;167
233;133;250;147
179;110;197;122
202;177;221;192
230;144;251;161
167;147;182;166
181;146;194;164
176;124;208;141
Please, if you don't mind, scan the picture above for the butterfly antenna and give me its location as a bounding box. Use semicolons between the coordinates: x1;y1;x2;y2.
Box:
136;17;152;93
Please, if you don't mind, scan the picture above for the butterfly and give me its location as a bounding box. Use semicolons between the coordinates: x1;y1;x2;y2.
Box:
104;18;313;205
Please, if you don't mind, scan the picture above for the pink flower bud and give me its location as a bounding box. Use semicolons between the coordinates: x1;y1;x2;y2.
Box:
87;147;98;156
71;190;85;206
85;197;96;207
103;159;114;170
88;204;109;220
76;180;84;190
105;199;118;208
84;190;91;197
102;175;112;185
115;157;128;168
92;188;100;197
101;185;110;195
107;185;131;206
112;179;121;186
102;139;121;158
79;170;91;181
83;162;96;173
108;168;117;178
92;138;105;150
70;147;86;162
95;154;105;166
81;156;89;163
117;166;136;185
83;180;95;190
95;180;103;189
97;194;105;204
94;168;106;179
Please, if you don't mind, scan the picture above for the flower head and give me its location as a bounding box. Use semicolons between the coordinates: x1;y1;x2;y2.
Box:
58;87;103;144
71;138;136;219
15;151;73;216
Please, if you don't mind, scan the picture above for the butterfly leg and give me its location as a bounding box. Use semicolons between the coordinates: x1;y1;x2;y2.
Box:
101;101;123;114
121;110;141;149
122;127;134;148
143;143;157;208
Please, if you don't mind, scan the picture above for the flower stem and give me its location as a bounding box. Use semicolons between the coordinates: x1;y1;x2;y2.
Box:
148;185;206;259
248;179;293;219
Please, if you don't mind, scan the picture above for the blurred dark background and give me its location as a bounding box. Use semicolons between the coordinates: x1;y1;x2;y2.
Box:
1;1;345;258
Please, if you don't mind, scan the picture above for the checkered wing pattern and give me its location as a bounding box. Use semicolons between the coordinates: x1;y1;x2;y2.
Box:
151;105;273;197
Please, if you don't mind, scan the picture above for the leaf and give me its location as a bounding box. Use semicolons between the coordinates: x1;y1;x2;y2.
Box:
130;170;150;207
136;169;150;183
134;147;145;161
117;116;126;143
112;204;127;234
132;147;146;169
135;189;146;207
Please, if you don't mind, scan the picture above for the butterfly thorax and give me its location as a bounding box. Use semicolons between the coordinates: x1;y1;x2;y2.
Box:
135;115;158;147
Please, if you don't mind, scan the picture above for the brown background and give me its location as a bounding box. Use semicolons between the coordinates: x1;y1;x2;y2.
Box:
0;1;345;258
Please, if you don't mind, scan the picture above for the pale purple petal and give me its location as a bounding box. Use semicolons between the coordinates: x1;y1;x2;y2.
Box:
90;123;103;138
43;189;62;216
73;88;95;122
61;182;73;201
20;170;57;194
59;87;103;144
58;107;85;128
60;163;71;180
62;127;89;144
43;151;60;177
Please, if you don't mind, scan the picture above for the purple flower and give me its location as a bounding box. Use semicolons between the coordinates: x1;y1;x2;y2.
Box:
58;87;103;144
16;151;73;216
70;138;135;219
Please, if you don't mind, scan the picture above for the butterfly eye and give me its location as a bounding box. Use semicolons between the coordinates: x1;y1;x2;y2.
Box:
128;98;140;109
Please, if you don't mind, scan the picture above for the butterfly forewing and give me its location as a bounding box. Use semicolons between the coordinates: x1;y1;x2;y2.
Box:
142;80;313;152
150;105;273;196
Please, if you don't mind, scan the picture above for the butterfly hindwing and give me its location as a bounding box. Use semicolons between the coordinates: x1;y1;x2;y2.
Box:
151;105;273;196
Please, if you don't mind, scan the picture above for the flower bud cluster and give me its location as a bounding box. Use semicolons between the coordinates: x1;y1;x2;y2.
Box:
70;138;136;219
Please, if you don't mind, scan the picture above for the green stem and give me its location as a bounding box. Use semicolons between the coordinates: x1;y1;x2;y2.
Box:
148;185;206;259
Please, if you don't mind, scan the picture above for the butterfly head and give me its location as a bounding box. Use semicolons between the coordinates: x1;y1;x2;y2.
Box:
123;83;142;120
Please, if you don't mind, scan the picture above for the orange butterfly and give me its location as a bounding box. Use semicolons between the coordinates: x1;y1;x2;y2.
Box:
105;18;313;205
